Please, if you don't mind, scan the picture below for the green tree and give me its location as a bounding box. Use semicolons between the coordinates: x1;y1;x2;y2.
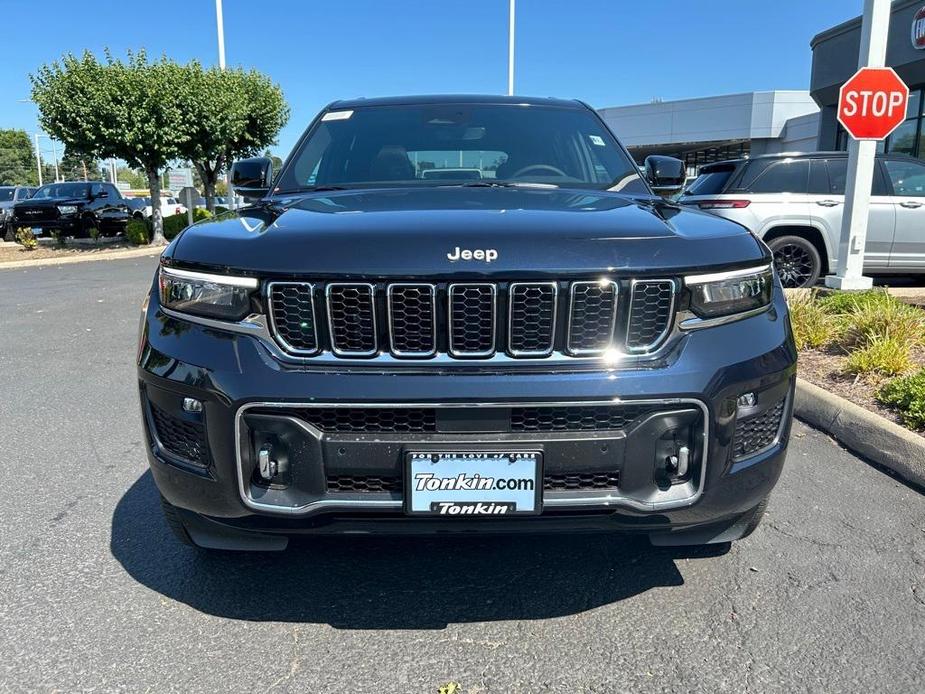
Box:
0;129;38;185
30;50;193;245
116;166;147;189
59;145;100;181
179;64;288;212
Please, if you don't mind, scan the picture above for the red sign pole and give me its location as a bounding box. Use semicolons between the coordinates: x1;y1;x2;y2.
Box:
826;0;905;291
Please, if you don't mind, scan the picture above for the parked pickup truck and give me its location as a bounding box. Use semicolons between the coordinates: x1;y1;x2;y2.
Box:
13;180;130;238
138;95;796;552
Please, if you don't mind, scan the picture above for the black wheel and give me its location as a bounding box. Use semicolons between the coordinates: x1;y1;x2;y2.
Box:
767;235;821;288
159;494;196;546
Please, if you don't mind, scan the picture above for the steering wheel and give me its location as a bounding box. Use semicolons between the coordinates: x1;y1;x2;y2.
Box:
510;164;569;179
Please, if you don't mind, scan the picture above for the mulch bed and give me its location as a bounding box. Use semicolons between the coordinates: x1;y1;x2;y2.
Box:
798;345;925;439
0;242;138;264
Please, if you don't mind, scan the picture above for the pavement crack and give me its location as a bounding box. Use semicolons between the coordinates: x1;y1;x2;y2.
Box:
764;520;846;549
264;627;301;691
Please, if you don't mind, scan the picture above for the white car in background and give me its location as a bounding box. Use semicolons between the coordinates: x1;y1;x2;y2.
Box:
141;196;187;218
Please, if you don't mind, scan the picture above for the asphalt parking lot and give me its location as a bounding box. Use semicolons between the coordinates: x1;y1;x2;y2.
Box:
0;256;923;693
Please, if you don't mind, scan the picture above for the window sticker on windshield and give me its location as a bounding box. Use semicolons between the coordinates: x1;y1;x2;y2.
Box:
322;110;353;121
589;135;606;147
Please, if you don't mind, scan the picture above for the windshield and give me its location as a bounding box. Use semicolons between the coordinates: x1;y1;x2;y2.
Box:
32;182;90;199
277;103;646;193
0;188;14;202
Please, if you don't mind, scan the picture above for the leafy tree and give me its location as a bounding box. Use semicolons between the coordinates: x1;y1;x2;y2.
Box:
0;129;38;185
30;50;192;245
59;145;100;181
117;166;147;189
179;65;288;212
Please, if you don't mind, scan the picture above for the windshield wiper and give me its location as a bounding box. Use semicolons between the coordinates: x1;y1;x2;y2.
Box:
285;185;350;193
453;181;559;189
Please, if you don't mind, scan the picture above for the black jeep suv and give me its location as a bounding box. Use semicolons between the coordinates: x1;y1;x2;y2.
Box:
13;180;130;238
138;96;796;551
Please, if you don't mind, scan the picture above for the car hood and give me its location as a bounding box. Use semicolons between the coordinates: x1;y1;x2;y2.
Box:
166;187;768;277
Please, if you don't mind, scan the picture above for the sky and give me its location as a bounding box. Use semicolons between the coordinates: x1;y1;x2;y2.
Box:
0;0;861;162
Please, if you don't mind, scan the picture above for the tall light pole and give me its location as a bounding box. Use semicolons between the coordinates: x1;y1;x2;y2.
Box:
33;133;43;187
49;138;60;182
216;0;226;70
508;0;515;96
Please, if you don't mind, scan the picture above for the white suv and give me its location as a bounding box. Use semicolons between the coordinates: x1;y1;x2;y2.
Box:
680;152;925;287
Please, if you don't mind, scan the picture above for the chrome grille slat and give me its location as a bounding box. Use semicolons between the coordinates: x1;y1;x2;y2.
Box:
326;283;378;356
509;282;558;357
626;279;676;353
387;283;437;357
567;281;618;355
448;283;496;357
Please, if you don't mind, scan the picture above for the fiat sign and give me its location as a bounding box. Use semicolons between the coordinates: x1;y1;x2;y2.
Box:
913;6;925;49
837;67;910;141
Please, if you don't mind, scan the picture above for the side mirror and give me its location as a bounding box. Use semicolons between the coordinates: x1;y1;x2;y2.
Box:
231;157;274;200
644;156;686;196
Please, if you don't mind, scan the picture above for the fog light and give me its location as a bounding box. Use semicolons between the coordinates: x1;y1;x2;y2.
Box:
737;392;757;409
182;397;203;413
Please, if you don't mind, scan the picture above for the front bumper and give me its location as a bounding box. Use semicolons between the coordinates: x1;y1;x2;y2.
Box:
137;283;796;540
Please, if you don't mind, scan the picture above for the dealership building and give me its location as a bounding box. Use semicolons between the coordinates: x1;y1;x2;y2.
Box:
599;0;925;171
598;92;820;171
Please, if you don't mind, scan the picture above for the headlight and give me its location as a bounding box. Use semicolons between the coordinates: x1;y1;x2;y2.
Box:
686;265;773;319
158;266;257;320
57;205;78;215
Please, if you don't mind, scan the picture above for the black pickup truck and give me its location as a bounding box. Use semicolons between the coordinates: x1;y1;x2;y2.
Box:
137;95;796;551
12;180;130;238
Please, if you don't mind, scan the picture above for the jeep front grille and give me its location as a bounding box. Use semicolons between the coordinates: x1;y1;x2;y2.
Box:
266;279;677;360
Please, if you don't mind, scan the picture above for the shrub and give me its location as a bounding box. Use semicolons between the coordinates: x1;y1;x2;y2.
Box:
844;335;915;377
193;207;212;222
788;295;837;350
14;227;37;250
125;218;150;245
837;294;925;348
818;289;894;315
879;370;925;430
88;227;100;241
162;213;195;240
50;229;67;247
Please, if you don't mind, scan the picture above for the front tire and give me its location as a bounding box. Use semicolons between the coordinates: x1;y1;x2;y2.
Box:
767;235;821;288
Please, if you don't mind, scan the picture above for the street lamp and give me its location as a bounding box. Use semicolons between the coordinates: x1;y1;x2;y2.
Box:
34;134;60;184
508;0;515;96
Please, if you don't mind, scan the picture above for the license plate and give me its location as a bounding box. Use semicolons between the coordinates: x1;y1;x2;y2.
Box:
405;451;542;516
32;227;42;235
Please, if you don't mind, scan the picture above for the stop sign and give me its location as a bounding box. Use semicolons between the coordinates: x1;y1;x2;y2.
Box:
838;67;910;140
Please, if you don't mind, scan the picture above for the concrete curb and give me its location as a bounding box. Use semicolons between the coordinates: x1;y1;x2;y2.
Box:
794;377;925;489
0;246;162;270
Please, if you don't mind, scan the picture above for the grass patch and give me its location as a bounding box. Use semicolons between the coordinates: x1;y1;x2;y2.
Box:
878;370;925;429
788;294;838;350
844;335;915;377
816;288;894;315
836;294;925;349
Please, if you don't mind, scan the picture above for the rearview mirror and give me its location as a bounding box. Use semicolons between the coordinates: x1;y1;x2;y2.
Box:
231;157;274;200
644;156;686;197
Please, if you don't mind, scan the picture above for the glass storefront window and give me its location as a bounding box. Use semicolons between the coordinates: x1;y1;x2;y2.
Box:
886;118;918;155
